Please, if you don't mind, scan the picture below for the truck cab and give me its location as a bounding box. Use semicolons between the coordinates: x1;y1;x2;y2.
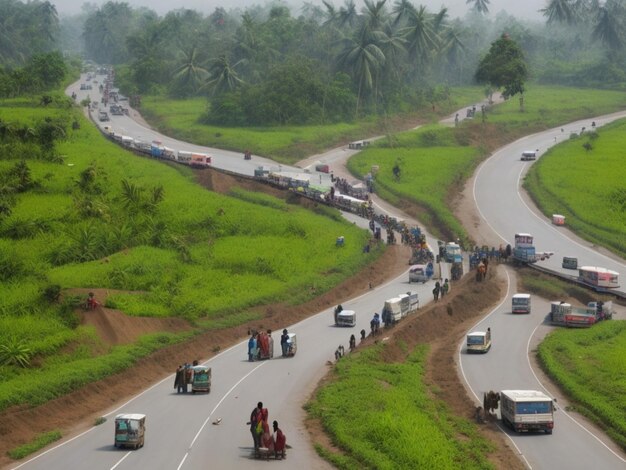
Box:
512;293;531;314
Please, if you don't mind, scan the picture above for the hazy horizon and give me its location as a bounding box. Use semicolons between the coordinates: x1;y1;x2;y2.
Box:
53;0;548;22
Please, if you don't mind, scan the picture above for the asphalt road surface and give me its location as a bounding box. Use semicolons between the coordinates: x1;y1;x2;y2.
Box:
11;76;624;469
461;115;626;469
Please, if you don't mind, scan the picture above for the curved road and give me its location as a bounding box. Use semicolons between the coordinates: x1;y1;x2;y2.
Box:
460;117;626;469
10;76;625;469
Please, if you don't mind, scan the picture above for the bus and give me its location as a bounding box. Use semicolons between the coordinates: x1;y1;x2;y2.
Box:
578;266;620;289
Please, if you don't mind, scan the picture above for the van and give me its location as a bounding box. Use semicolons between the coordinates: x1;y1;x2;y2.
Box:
98;111;110;122
512;293;531;314
562;257;578;270
408;265;430;283
521;150;537;161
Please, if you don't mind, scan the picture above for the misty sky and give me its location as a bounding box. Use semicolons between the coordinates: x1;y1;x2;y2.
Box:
53;0;548;22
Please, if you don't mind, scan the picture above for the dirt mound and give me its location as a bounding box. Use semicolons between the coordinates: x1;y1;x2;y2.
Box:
309;266;525;470
0;244;410;468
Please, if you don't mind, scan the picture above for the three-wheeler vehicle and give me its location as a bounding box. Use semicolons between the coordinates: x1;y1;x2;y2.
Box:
114;414;146;449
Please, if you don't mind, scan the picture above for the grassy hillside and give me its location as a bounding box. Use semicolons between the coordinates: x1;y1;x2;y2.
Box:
0;96;379;411
524;119;626;258
538;321;626;451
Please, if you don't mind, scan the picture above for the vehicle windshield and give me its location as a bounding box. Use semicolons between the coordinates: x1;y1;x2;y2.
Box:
467;336;484;345
515;402;551;414
512;298;529;305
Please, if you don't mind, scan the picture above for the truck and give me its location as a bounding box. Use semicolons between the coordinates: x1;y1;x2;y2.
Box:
444;242;461;263
550;300;613;327
335;309;356;327
500;390;555;434
512;293;531;314
382;292;419;325
511;233;552;265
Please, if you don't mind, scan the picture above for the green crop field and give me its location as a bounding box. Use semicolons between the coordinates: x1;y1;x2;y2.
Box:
0;97;379;411
524;119;626;258
537;321;626;450
307;344;495;469
138;87;486;164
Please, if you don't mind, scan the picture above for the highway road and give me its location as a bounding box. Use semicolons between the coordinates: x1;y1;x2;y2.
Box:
460;116;626;469
11;75;625;469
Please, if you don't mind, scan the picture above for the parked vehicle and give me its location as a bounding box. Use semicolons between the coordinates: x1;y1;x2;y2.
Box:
499;390;555;434
114;414;146;449
512;293;531;314
315;163;330;173
521;150;537;161
512;233;551;264
444;242;461;263
335;309;356;327
550;300;613;327
191;365;211;393
552;214;565;225
562;256;578;269
578;266;620;289
466;329;491;353
381;292;419;325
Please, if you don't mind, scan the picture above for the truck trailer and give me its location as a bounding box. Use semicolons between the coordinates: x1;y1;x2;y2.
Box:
500;390;554;434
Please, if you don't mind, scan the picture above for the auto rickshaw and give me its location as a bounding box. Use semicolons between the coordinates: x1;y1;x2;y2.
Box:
285;333;297;357
114;414;145;449
191;365;211;393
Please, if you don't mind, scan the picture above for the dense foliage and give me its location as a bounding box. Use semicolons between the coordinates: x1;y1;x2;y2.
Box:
475;34;528;101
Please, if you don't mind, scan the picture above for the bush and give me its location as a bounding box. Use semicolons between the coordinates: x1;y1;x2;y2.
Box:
8;430;62;460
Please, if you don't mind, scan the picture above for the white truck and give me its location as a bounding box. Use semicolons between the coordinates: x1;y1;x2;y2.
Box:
382;292;419;325
335;309;356;327
500;390;555;434
466;329;491;353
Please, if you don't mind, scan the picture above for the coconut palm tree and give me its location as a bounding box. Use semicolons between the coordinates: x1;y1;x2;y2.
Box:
336;26;386;116
401;5;437;72
592;0;624;51
392;0;417;26
205;55;245;96
171;45;209;96
540;0;577;24
466;0;490;14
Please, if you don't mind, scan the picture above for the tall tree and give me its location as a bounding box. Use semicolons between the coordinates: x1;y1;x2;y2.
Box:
540;0;577;24
475;33;528;108
466;0;490;14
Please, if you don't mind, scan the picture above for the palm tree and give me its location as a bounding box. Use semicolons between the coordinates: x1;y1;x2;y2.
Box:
362;0;389;31
592;0;624;51
540;0;577;24
401;6;437;71
338;0;360;28
336;26;386;116
392;0;417;26
172;45;209;96
37;1;59;46
466;0;490;14
205;55;245;96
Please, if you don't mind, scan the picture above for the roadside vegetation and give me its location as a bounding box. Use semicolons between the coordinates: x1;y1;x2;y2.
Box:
525;118;626;258
7;430;62;460
307;344;495;469
537;321;626;451
0;96;379;413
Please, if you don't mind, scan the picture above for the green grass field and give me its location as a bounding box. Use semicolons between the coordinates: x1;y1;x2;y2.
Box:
524;119;626;258
307;344;495;469
0;97;380;412
537;321;626;451
139;87;487;164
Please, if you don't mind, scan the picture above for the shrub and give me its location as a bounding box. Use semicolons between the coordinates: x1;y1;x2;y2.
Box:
8;430;62;460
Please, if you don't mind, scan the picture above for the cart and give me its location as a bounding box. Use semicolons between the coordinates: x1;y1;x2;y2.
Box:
114;414;145;449
191;365;211;393
285;333;297;357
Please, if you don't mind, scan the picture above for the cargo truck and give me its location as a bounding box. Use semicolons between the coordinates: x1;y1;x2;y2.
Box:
500;390;555;434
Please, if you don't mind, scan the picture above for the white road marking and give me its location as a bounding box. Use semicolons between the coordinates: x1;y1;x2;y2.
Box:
110;451;132;470
177;362;266;469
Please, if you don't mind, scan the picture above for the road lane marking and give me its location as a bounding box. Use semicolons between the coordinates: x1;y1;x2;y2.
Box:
110;451;132;470
177;362;266;469
457;270;532;469
526;325;626;463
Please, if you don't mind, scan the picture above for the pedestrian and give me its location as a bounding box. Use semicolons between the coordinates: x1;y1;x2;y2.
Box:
360;329;366;341
273;420;287;459
349;334;356;351
174;365;185;394
183;363;191;393
248;402;263;451
433;282;440;301
248;332;257;362
442;278;449;297
280;329;289;357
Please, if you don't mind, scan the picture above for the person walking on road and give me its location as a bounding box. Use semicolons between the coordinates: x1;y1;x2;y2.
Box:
433;282;440;301
280;329;289;357
248;402;263;451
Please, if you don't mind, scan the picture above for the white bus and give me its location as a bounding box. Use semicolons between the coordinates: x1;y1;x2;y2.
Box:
578;266;620;289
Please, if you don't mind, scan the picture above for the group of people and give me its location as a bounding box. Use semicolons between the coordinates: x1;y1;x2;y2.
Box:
432;279;450;301
173;360;198;393
248;402;287;459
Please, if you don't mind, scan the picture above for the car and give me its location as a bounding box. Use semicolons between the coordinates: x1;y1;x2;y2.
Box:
98;111;110;122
